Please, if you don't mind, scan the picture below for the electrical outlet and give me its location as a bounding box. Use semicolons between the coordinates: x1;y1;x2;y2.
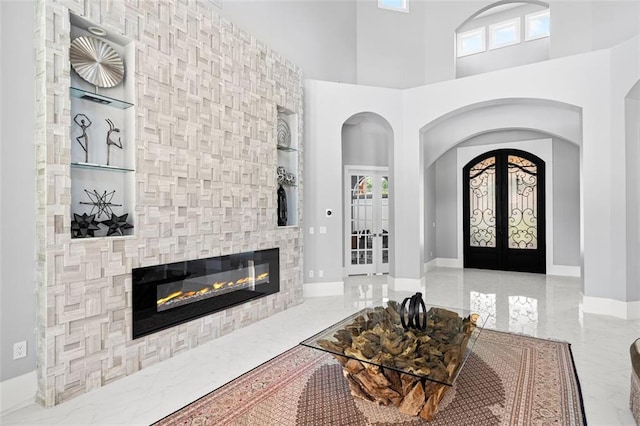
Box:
13;341;27;360
318;270;324;278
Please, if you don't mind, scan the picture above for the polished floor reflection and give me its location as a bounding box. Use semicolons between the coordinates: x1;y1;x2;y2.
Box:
2;268;639;425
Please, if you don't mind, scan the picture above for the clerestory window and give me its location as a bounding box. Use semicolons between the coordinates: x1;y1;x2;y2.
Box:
378;0;409;13
489;17;521;49
525;10;550;40
457;28;486;57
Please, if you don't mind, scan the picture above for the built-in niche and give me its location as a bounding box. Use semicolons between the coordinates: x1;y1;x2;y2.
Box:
69;14;136;238
276;107;299;226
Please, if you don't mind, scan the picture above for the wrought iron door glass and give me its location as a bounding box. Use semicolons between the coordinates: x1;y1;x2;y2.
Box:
507;155;537;249
469;156;496;247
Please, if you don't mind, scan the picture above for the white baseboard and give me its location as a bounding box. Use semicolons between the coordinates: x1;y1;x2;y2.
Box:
424;259;437;272
548;265;581;277
0;370;36;415
303;281;344;297
435;258;463;268
422;258;463;272
581;296;640;319
425;258;581;278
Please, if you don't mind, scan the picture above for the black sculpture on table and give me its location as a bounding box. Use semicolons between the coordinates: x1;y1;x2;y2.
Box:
400;292;427;331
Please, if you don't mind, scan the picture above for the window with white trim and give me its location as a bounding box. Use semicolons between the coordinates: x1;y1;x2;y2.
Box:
525;10;550;41
378;0;408;13
457;28;486;57
489;17;521;50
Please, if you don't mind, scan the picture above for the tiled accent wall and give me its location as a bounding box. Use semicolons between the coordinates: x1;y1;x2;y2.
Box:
34;0;303;406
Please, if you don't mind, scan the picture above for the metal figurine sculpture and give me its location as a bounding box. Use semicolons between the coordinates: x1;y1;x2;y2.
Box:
400;292;427;331
74;113;92;162
105;118;123;166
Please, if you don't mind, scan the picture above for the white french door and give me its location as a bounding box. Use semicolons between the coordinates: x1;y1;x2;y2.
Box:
345;167;390;275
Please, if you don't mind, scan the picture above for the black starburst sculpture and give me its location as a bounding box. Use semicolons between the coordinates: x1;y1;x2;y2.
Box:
71;213;101;238
101;213;133;236
80;189;122;219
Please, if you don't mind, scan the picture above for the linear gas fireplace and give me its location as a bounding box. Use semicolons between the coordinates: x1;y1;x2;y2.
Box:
132;248;279;339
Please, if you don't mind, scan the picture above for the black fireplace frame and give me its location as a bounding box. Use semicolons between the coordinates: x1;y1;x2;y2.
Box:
132;248;279;339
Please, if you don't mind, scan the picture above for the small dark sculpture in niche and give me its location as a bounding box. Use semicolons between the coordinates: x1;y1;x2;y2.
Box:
101;213;133;236
74;113;92;162
277;185;287;226
71;212;100;238
105;118;123;166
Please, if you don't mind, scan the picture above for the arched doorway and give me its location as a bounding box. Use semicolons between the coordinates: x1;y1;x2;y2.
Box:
463;149;546;273
342;112;393;276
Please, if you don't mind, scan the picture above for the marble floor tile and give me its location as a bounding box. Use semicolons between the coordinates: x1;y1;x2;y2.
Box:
2;268;639;425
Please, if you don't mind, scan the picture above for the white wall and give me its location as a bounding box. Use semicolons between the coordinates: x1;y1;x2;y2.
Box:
424;164;436;263
550;1;640;58
303;81;403;283
552;139;580;266
610;36;640;303
0;0;37;381
342;118;391;167
626;94;640;301
434;148;457;259
356;0;427;89
219;0;357;83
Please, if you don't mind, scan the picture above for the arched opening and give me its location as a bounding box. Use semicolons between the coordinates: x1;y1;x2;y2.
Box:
342;112;393;276
421;99;581;277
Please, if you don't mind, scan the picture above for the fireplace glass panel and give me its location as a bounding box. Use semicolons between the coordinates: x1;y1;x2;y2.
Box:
132;248;279;339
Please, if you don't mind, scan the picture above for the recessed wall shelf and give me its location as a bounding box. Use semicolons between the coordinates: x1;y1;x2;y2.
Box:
69;16;135;239
277;146;297;153
70;87;134;109
276;107;299;227
71;162;135;172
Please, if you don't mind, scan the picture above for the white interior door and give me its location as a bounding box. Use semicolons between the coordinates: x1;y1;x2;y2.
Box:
345;168;390;275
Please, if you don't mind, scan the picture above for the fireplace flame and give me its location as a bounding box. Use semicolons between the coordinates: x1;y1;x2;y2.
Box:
156;271;270;310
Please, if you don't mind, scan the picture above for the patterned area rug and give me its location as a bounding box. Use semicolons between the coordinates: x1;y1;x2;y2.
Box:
154;329;586;425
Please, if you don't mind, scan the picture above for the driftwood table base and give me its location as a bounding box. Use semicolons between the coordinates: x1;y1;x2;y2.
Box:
330;355;454;421
304;301;480;422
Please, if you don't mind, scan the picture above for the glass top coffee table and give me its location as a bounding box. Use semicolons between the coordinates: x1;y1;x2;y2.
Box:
301;297;484;421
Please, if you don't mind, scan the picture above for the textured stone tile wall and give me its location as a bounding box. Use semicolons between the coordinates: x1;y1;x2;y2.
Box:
34;0;303;406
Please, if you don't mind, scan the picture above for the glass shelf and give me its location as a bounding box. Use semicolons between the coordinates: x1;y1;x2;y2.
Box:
71;162;134;172
70;87;134;109
277;145;297;152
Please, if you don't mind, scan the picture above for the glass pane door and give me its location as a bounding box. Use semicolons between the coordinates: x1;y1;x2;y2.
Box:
350;174;374;269
346;170;390;275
